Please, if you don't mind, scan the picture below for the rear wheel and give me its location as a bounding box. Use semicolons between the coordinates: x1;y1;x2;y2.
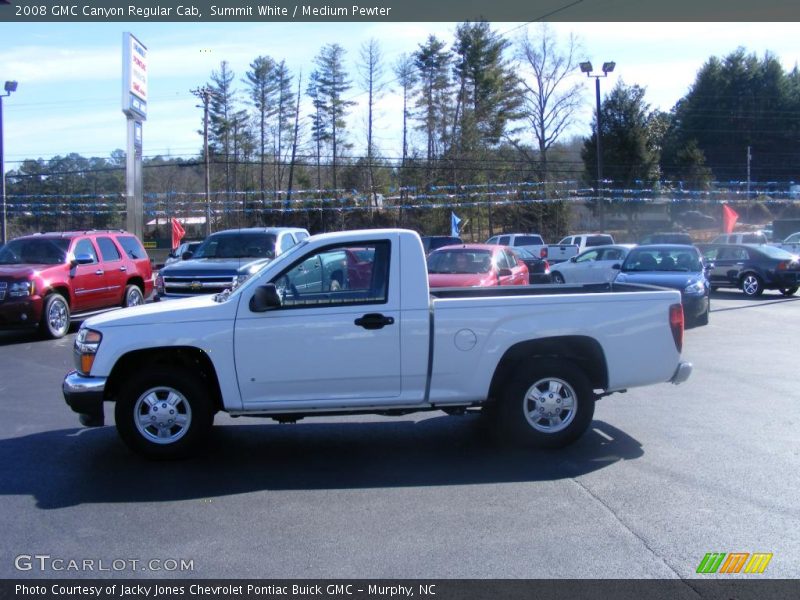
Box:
115;367;214;460
551;272;565;284
40;293;70;339
495;359;595;448
779;286;798;297
122;284;144;308
741;274;764;297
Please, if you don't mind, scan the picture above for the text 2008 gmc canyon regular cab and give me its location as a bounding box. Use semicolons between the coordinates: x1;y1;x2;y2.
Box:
63;229;692;459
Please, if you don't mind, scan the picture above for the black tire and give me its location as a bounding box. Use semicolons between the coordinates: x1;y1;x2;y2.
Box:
780;286;798;297
494;358;595;449
740;273;764;297
694;306;710;327
40;293;70;339
551;272;565;284
122;284;144;308
115;367;214;460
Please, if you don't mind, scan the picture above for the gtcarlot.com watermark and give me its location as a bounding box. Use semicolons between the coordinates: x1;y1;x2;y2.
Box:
14;554;194;573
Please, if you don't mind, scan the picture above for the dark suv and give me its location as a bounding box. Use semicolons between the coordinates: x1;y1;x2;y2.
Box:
156;227;309;299
0;230;153;338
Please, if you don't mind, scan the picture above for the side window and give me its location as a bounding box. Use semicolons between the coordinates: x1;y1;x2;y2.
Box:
601;249;622;261
295;231;309;242
498;236;510;246
272;241;390;308
279;234;296;254
559;236;571;245
96;237;121;262
576;250;599;263
116;235;148;259
702;247;718;261
486;237;498;245
72;239;98;263
502;251;516;268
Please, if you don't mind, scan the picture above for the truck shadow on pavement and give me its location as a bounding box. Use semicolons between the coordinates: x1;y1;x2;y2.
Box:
1;416;643;509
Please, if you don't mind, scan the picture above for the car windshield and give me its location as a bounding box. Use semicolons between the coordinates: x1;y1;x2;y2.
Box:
193;232;277;259
622;248;702;272
0;238;70;265
427;249;493;274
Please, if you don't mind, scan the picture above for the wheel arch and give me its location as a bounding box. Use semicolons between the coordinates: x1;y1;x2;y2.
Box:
487;336;608;402
105;346;223;412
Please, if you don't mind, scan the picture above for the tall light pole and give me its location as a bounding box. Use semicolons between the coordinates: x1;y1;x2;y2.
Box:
191;86;213;237
580;61;615;230
1;80;18;246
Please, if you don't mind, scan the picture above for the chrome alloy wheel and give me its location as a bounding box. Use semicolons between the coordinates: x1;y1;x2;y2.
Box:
523;377;577;433
742;275;760;296
134;387;192;444
126;287;144;306
48;298;69;334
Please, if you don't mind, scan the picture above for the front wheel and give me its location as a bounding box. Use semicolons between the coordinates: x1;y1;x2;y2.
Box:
551;272;565;284
741;274;764;297
40;293;70;339
115;367;214;459
495;359;595;448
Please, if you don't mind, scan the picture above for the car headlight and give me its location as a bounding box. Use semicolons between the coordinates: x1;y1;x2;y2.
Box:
156;273;164;292
9;280;34;297
74;327;102;375
684;280;706;295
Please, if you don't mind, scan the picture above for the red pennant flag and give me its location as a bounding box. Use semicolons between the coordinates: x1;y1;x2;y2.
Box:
722;204;739;234
171;218;186;250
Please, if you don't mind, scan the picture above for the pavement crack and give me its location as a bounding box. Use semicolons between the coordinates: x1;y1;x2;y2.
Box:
570;476;701;594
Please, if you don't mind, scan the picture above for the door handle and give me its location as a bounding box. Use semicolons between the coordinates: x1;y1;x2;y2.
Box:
354;313;395;330
95;269;104;276
119;266;127;272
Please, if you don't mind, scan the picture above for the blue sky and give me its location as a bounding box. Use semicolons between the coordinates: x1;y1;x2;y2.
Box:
1;22;799;170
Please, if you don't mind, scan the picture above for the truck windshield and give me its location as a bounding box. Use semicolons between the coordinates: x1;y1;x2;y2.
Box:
193;233;277;259
0;238;70;265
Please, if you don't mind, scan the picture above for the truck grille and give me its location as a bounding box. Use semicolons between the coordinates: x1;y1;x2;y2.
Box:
0;282;6;302
162;275;234;296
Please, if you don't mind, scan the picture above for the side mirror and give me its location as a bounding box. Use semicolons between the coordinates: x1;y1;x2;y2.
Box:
181;251;194;260
569;256;577;263
72;253;94;266
498;268;512;277
249;283;282;313
611;263;621;270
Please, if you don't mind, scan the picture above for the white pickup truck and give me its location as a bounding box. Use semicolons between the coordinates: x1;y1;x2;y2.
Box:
63;229;692;459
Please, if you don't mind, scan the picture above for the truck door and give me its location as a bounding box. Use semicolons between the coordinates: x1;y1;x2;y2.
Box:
234;239;402;406
95;236;127;304
69;238;107;311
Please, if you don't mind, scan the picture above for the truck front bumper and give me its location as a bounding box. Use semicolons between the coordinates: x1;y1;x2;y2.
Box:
670;361;693;385
63;370;107;427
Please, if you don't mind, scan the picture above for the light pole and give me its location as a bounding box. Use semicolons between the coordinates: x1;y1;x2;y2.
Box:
1;80;19;245
191;86;213;237
580;61;615;230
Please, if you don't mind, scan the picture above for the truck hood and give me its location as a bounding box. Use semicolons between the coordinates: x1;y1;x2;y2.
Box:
0;263;60;278
159;257;271;277
83;295;229;329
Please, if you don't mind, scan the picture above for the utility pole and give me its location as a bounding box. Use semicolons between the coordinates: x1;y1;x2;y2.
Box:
192;86;213;236
746;145;751;199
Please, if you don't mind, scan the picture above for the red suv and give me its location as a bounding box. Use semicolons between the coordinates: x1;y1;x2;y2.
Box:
0;230;153;338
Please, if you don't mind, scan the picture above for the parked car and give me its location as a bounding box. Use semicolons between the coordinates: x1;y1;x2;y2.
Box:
510;247;551;284
0;230;153;338
638;232;694;245
156;227;309;299
164;241;203;267
698;243;800;297
710;232;769;245
776;231;800;254
420;236;463;254
550;244;635;285
613;244;710;327
63;229;692;458
486;233;579;263
427;244;528;288
557;233;615;253
676;210;717;229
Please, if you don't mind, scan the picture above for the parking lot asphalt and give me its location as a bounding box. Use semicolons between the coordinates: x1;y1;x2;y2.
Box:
0;289;798;579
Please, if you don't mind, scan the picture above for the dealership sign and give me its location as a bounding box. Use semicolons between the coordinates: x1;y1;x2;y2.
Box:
122;32;147;120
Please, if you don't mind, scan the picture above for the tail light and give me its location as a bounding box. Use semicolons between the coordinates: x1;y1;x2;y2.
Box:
669;303;684;352
540;247;548;259
777;261;787;271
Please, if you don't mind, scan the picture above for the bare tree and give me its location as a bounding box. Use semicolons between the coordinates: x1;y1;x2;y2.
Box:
358;39;385;208
517;24;584;182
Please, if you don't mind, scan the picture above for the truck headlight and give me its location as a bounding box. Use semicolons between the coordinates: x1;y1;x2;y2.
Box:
9;280;34;297
684;280;706;295
74;327;102;375
233;274;250;288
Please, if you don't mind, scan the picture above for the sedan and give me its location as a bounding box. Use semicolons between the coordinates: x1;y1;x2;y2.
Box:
427;244;528;288
613;245;710;327
510;247;551;284
698;243;800;297
550;244;634;284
